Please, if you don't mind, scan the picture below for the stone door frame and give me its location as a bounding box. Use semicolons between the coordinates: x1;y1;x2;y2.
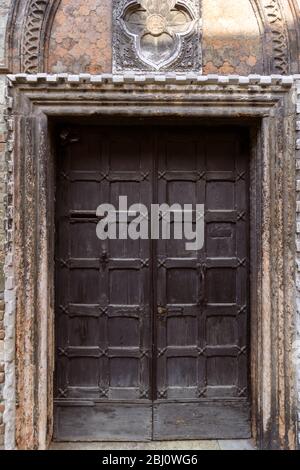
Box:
3;74;298;450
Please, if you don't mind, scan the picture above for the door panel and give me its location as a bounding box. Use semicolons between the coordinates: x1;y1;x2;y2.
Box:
153;129;250;439
54;125;250;441
153;402;250;440
155;129;205;402
54;127;153;440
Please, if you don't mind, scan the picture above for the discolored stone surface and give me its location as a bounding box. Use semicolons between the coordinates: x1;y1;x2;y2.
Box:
0;71;9;449
0;0;11;67
4;75;297;450
47;0;112;74
50;440;222;450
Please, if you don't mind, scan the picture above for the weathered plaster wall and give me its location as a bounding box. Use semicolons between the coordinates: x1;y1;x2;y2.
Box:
202;0;263;74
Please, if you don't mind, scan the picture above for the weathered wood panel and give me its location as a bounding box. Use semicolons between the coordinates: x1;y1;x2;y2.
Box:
153;401;251;440
54;402;152;441
54;125;250;441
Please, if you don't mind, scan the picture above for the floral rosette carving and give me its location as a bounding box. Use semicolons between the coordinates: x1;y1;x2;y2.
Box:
121;0;196;69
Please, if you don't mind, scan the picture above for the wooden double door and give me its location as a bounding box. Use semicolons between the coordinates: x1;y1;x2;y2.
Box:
54;125;250;441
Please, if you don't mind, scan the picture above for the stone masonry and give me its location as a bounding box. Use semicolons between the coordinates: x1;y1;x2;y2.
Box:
0;75;7;450
296;79;300;446
3;72;299;450
0;76;7;449
0;0;12;450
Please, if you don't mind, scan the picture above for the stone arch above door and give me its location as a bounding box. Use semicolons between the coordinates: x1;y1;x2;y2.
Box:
6;0;300;74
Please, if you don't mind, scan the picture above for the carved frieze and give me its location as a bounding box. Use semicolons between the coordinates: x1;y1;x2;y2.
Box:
262;0;290;74
113;0;202;73
22;0;50;74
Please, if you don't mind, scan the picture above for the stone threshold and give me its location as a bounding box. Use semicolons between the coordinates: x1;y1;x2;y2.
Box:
50;440;256;451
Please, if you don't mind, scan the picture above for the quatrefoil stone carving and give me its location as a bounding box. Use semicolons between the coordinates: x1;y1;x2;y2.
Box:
113;0;201;72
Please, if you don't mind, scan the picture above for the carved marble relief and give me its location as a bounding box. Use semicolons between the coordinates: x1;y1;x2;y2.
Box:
113;0;202;72
262;0;290;74
22;0;50;74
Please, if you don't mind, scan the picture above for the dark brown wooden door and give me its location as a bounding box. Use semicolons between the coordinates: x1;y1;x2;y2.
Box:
54;125;250;441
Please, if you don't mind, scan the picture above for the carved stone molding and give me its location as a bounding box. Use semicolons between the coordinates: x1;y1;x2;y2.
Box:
21;0;50;74
261;0;290;74
5;74;297;449
113;0;202;73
